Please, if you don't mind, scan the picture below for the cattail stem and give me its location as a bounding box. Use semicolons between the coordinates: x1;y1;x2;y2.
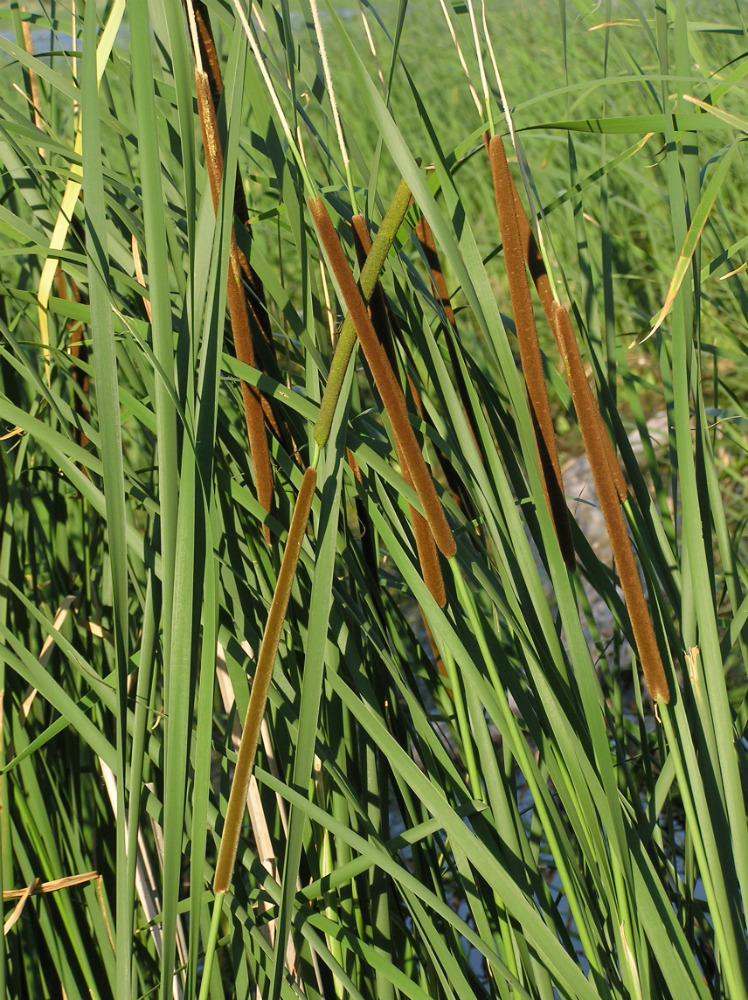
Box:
314;179;412;448
213;468;317;894
309;0;355;212
552;303;669;704
310;195;456;559
488;134;575;570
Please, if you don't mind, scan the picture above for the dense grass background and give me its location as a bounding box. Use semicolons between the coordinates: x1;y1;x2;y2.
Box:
1;0;748;997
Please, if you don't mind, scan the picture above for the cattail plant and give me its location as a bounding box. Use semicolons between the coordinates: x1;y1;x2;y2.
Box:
188;0;283;389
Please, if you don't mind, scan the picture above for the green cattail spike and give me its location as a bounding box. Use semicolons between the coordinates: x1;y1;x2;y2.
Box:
213;467;317;895
314;178;412;449
350;214;397;364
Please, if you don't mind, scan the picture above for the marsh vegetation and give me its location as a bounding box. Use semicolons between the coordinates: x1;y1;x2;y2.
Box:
1;1;747;997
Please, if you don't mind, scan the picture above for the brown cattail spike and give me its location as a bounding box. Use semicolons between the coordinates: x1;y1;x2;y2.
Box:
507;180;556;323
213;467;317;894
488;135;575;570
355;215;477;526
314;179;412;448
310;196;456;560
195;69;274;541
552;302;669;704
408;483;447;607
188;0;281;382
350;215;399;367
189;0;223;105
350;217;447;605
351;215;428;431
497;164;628;506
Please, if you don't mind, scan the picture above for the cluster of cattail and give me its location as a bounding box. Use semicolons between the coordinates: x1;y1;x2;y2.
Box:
187;0;459;914
205;174;461;896
486;133;669;705
190;0;459;609
189;0;669;926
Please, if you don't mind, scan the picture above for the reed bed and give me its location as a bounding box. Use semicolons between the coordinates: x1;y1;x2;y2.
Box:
0;1;747;998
